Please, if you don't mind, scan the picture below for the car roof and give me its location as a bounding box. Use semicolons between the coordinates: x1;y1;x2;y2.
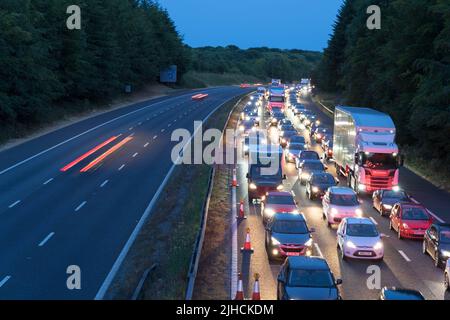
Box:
267;191;293;197
329;186;356;195
302;159;322;164
382;287;424;300
311;172;333;178
288;256;330;270
273;213;305;221
344;217;374;225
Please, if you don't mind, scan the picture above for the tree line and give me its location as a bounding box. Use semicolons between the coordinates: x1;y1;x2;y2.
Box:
0;0;188;139
314;0;450;175
188;45;322;83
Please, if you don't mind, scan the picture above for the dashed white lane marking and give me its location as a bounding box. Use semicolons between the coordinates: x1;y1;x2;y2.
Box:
146;118;149;121
0;276;11;288
138;122;142;126
144;142;149;148
100;180;109;188
132;152;138;158
410;198;445;223
75;201;87;212
153;135;158;140
369;217;378;225
43;178;54;185
314;243;324;258
38;232;55;247
398;250;411;262
118;164;125;171
8;200;21;209
161;129;165;133
168;123;171;127
173;119;177;122
129;127;133;131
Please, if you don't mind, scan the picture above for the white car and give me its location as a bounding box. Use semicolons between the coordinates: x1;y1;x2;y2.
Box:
445;259;450;291
322;187;363;227
337;217;384;261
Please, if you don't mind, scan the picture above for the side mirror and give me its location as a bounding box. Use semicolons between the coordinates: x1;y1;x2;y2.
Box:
354;153;359;164
283;174;287;180
246;173;249;179
335;279;343;285
324;166;328;171
335;179;339;185
399;154;405;167
277;274;285;283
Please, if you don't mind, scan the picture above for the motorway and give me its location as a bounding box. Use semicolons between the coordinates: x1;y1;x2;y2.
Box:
234;91;450;300
0;86;248;299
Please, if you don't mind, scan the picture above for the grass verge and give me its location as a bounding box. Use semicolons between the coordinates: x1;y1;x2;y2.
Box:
104;93;248;300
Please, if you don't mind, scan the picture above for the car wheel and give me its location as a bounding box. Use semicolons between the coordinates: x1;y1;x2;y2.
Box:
397;229;402;240
322;212;326;220
434;252;441;268
389;221;393;231
422;241;427;255
341;246;347;261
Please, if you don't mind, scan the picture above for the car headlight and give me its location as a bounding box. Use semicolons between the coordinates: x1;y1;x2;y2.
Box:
277;184;284;191
330;208;338;216
358;184;366;191
392;185;400;192
301;173;310;179
355;208;363;216
279;131;284;136
441;250;450;258
312;186;319;193
243;145;249;151
305;120;311;125
271;237;280;245
239;125;244;131
382;204;392;210
245;116;250;121
346;241;357;249
305;238;313;247
249;183;257;190
265;208;275;217
373;241;383;250
402;223;410;229
281;138;286;143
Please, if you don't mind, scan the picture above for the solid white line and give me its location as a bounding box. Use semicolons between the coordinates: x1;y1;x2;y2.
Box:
132;152;138;158
0;91;206;176
38;232;55;247
0;276;11;288
314;243;324;258
369;217;378;225
100;180;109;188
75;201;87;212
118;164;125;171
161;129;165;133
8;200;21;209
230;183;238;299
144;142;149;148
138;122;142;126
153;135;158;140
95;93;240;300
129;127;133;131
43;178;54;185
168;123;171;127
398;250;411;262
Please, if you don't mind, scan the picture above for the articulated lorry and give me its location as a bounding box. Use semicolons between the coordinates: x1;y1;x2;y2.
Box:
333;106;403;193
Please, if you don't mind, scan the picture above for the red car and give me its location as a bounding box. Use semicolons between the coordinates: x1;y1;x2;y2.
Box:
389;202;433;239
261;191;298;225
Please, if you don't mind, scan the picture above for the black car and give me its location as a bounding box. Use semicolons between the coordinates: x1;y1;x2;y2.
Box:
298;160;327;184
292;104;307;115
423;223;450;267
295;150;320;168
379;287;425;300
279;129;298;148
277;119;292;130
372;189;412;216
306;172;338;200
312;127;331;143
265;213;315;260
285;142;306;163
277;256;342;300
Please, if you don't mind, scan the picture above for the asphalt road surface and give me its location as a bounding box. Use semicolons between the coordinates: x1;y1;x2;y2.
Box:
234;91;450;300
0;86;249;299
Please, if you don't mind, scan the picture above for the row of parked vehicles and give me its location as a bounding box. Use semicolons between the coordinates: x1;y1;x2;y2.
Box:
237;86;449;299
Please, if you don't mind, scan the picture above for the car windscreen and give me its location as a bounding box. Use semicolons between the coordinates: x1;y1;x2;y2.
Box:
330;194;358;206
439;230;450;243
299;151;319;160
288;269;334;288
270;96;284;103
312;174;335;185
346;223;378;237
267;195;295;205
401;207;429;220
383;191;409;200
272;220;308;234
303;162;324;171
283;130;297;137
362;152;398;170
290;136;306;144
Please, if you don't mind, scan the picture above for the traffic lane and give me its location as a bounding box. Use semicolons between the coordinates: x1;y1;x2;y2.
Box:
0;86;241;171
299;94;450;223
0;90;244;299
0;88;244;212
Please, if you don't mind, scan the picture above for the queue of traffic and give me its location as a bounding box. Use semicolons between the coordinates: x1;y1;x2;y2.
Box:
236;82;450;300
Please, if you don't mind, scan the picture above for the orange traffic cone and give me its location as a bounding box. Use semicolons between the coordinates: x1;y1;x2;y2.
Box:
237;199;247;219
241;228;254;253
252;273;261;300
234;273;244;300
